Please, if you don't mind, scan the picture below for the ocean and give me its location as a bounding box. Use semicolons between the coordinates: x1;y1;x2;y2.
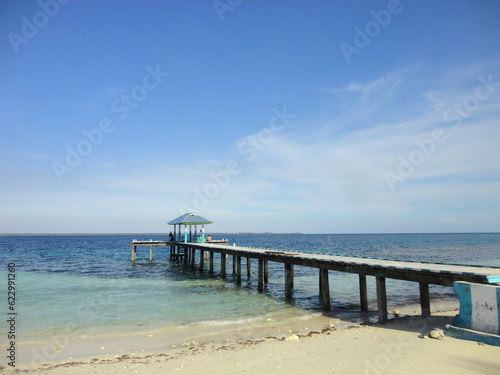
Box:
2;233;500;363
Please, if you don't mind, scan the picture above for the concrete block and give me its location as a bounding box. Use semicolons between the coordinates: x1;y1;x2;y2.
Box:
453;281;500;335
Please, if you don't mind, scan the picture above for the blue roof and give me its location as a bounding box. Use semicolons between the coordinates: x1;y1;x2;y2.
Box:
168;213;213;225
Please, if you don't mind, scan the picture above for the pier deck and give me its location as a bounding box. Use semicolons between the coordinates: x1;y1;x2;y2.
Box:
131;240;500;323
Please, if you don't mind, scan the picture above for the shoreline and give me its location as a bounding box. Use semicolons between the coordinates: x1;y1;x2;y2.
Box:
13;309;342;367
9;301;463;371
6;308;500;374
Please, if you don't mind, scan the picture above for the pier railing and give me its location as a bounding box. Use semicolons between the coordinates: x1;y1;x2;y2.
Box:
171;234;208;243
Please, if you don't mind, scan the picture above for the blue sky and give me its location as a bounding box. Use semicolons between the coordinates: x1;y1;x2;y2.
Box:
1;0;500;234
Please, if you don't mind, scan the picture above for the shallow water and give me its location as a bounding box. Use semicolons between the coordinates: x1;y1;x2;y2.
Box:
2;233;499;344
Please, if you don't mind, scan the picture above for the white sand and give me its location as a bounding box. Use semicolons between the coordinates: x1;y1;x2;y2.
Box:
5;310;499;375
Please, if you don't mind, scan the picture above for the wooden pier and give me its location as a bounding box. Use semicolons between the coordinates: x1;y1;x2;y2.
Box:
131;240;500;323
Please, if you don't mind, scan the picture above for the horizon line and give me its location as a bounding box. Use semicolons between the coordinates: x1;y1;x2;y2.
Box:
1;231;499;236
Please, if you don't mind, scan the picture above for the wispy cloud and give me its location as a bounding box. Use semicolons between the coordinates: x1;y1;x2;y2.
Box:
324;70;403;97
320;67;411;108
2;62;499;233
200;62;500;231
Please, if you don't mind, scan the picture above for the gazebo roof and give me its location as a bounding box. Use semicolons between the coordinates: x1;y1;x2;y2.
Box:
168;213;213;225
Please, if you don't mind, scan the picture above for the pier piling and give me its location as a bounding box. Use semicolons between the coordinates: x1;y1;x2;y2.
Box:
221;253;226;277
236;256;242;285
285;263;294;300
319;268;331;311
131;244;137;262
200;250;205;271
359;274;368;312
130;240;500;323
247;257;251;278
258;259;264;292
376;276;388;323
419;282;430;317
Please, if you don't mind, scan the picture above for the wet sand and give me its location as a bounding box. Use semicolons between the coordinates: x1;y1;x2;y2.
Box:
5;305;500;375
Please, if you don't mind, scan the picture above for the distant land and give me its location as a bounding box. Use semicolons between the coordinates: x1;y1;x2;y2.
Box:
0;232;305;236
1;232;498;237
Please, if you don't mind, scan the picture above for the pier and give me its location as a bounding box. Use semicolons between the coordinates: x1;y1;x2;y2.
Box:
131;214;500;323
131;240;500;323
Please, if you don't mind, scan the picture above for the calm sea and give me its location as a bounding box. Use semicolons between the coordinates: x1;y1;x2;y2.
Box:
2;233;500;342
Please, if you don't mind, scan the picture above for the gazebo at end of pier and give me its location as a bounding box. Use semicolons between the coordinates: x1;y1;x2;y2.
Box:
130;212;227;262
168;212;213;243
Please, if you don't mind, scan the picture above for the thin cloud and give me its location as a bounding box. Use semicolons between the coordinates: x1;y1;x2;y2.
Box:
202;63;500;231
320;67;410;105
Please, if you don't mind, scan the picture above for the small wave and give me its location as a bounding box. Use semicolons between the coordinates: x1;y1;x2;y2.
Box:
194;309;323;327
195;315;264;327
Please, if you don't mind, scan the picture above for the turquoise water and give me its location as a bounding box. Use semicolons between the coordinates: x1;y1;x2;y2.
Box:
2;233;500;340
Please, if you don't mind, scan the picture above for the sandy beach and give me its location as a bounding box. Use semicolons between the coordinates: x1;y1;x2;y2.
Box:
6;309;499;375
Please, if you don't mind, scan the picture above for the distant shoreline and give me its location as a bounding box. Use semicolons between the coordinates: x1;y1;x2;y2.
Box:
0;232;304;236
1;232;499;236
